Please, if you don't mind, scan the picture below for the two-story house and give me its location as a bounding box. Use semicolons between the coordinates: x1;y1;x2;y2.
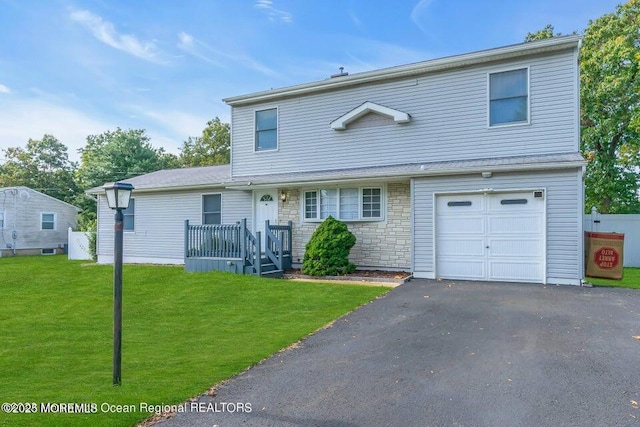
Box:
89;35;585;285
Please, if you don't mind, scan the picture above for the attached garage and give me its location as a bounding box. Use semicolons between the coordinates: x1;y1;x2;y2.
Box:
435;191;545;283
411;168;584;286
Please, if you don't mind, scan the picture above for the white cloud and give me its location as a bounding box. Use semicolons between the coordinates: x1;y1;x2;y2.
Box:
176;32;219;65
0;84;10;94
69;9;162;63
137;108;212;140
0;99;116;161
410;0;435;35
123;105;228;155
176;32;281;79
349;11;364;32
254;0;293;23
177;32;193;49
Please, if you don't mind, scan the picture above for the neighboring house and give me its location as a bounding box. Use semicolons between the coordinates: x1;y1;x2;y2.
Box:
0;186;80;256
89;35;585;285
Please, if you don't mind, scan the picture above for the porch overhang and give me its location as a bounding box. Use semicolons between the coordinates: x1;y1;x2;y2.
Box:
224;153;586;189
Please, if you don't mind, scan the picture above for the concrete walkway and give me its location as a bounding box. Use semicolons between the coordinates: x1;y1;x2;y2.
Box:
158;280;640;427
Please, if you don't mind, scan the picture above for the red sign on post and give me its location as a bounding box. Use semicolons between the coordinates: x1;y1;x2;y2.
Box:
593;247;619;270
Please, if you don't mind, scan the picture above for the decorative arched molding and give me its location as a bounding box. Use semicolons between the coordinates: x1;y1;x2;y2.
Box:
330;101;411;130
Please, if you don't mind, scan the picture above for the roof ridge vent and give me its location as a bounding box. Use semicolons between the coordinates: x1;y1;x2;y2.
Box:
330;67;349;78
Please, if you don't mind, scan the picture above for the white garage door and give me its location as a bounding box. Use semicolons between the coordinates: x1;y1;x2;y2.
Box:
436;191;545;283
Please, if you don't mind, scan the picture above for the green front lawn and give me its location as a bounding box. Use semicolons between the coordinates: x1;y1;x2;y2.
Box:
586;268;640;289
0;256;389;427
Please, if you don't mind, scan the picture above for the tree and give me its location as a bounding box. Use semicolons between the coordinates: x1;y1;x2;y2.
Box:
76;128;179;222
581;0;640;213
526;2;640;213
179;117;230;167
524;24;562;42
77;128;178;190
0;134;79;205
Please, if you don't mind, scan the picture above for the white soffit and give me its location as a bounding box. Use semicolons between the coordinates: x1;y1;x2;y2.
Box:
331;101;411;130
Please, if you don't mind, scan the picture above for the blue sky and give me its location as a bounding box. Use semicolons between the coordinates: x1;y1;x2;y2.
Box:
0;0;623;161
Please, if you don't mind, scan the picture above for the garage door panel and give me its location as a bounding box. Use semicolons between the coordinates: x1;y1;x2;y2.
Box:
489;261;543;283
488;193;542;212
488;215;543;234
489;238;543;258
438;259;485;280
437;216;484;235
436;194;484;211
438;238;485;257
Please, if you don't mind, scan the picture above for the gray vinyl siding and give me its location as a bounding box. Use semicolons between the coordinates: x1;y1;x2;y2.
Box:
223;190;253;230
412;168;582;283
97;189;252;263
231;50;578;177
0;187;78;251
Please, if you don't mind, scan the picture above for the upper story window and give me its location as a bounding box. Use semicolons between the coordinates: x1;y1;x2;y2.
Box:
123;199;135;231
304;187;384;222
255;108;278;151
41;213;56;230
202;194;222;224
489;68;528;126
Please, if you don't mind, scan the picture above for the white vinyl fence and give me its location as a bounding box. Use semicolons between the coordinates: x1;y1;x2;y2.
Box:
67;227;93;260
583;210;640;267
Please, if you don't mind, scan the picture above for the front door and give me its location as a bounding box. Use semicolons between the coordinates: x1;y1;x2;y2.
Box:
254;190;278;250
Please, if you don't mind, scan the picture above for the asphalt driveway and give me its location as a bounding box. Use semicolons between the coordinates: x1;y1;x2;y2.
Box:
159;280;640;427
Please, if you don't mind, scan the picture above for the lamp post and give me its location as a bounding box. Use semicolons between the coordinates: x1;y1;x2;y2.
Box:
103;182;134;386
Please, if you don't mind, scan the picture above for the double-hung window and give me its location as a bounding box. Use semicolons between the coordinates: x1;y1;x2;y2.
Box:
304;187;383;221
202;194;222;225
255;108;278;151
123;199;135;231
41;213;56;230
489;68;528;126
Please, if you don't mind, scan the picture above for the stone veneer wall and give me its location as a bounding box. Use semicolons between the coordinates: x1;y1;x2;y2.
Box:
278;182;411;270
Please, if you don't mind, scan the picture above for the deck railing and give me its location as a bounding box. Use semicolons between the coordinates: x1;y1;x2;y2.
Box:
265;220;293;271
184;218;291;275
184;221;242;258
244;225;261;276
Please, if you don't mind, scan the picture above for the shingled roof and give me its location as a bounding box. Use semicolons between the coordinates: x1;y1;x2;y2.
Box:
86;164;230;194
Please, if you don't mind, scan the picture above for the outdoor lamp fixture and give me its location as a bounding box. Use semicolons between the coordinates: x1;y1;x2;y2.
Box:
103;181;134;386
280;191;287;202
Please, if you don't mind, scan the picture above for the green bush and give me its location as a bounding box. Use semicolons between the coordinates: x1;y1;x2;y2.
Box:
302;216;356;276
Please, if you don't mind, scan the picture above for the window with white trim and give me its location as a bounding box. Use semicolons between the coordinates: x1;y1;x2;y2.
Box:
303;187;383;221
0;212;4;229
489;68;528;126
41;213;56;230
255;108;277;151
202;194;222;224
362;188;381;218
123;199;135;231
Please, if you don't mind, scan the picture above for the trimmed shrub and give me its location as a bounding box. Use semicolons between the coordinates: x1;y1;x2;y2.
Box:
302;216;356;276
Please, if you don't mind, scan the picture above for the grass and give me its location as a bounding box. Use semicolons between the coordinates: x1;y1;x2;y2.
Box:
586;267;640;289
0;256;389;427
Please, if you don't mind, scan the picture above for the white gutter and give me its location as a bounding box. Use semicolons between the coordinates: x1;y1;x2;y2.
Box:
85;182;230;195
224;35;582;106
